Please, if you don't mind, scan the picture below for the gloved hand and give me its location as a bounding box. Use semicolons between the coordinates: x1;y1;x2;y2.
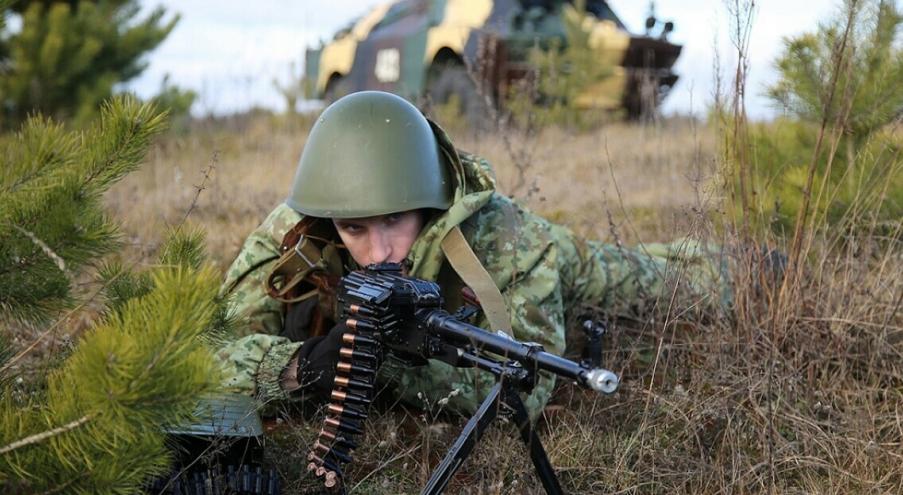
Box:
295;323;347;399
281;296;319;342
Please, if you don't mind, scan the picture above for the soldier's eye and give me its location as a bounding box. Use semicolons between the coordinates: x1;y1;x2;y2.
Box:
339;223;364;235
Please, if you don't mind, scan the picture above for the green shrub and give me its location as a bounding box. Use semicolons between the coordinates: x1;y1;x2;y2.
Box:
0;98;227;493
0;1;180;129
727;0;902;235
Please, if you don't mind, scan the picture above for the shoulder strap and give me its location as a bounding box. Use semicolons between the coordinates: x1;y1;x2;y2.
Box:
440;226;511;336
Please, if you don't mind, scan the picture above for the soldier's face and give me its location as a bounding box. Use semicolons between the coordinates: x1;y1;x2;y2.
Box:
333;211;424;267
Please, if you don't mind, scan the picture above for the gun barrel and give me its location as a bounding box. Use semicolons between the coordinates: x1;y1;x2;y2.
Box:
423;310;618;394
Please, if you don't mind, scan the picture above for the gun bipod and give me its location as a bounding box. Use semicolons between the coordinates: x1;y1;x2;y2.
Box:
418;358;564;495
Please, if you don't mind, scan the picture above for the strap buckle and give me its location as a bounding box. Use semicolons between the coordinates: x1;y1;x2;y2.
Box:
294;235;319;268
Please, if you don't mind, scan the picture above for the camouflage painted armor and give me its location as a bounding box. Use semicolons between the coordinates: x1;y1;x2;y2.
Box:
215;124;729;418
305;0;682;117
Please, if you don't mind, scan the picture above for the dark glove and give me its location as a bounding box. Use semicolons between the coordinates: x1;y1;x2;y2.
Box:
295;323;347;398
282;296;320;342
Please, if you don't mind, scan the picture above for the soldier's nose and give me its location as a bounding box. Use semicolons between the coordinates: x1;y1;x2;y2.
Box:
368;230;391;264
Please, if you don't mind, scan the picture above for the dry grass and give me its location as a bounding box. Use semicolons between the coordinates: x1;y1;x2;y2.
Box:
107;114;718;268
459;117;719;243
105;115;308;271
100;108;902;494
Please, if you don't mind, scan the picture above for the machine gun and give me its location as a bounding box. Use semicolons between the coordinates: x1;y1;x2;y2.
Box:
306;263;619;494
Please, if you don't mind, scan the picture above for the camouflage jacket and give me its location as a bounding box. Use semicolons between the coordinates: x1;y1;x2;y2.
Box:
215;125;730;418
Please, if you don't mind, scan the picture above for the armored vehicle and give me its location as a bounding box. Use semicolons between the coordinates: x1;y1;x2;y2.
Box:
304;0;682;118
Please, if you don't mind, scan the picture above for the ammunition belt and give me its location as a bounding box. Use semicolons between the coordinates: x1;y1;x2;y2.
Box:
307;274;398;490
146;463;279;495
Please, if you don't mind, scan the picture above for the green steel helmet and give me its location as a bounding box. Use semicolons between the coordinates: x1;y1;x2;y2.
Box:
285;91;454;218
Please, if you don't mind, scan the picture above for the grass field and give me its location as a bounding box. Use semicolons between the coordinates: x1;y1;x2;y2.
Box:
102;111;902;494
107;115;718;267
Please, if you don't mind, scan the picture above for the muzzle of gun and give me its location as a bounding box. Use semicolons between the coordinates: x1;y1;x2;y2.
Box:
422;310;619;394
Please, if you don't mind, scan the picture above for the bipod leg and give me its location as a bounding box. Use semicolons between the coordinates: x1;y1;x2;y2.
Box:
420;381;503;495
502;387;564;495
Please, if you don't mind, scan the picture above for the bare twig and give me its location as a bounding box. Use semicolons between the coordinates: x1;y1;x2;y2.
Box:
7;223;70;276
784;1;859;288
177;150;219;230
0;264;130;375
0;414;94;455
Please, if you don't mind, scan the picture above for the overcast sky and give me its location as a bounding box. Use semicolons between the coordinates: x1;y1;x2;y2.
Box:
129;0;844;119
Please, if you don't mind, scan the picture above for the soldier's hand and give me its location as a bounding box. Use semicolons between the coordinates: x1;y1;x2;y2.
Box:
295;323;347;399
282;296;320;342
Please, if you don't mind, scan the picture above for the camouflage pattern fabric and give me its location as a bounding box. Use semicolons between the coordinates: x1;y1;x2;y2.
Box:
215;123;730;418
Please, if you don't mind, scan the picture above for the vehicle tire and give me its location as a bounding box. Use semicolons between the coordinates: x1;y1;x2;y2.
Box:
426;64;491;129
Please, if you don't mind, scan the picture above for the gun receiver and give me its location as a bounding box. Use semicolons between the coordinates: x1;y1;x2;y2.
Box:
306;262;620;494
